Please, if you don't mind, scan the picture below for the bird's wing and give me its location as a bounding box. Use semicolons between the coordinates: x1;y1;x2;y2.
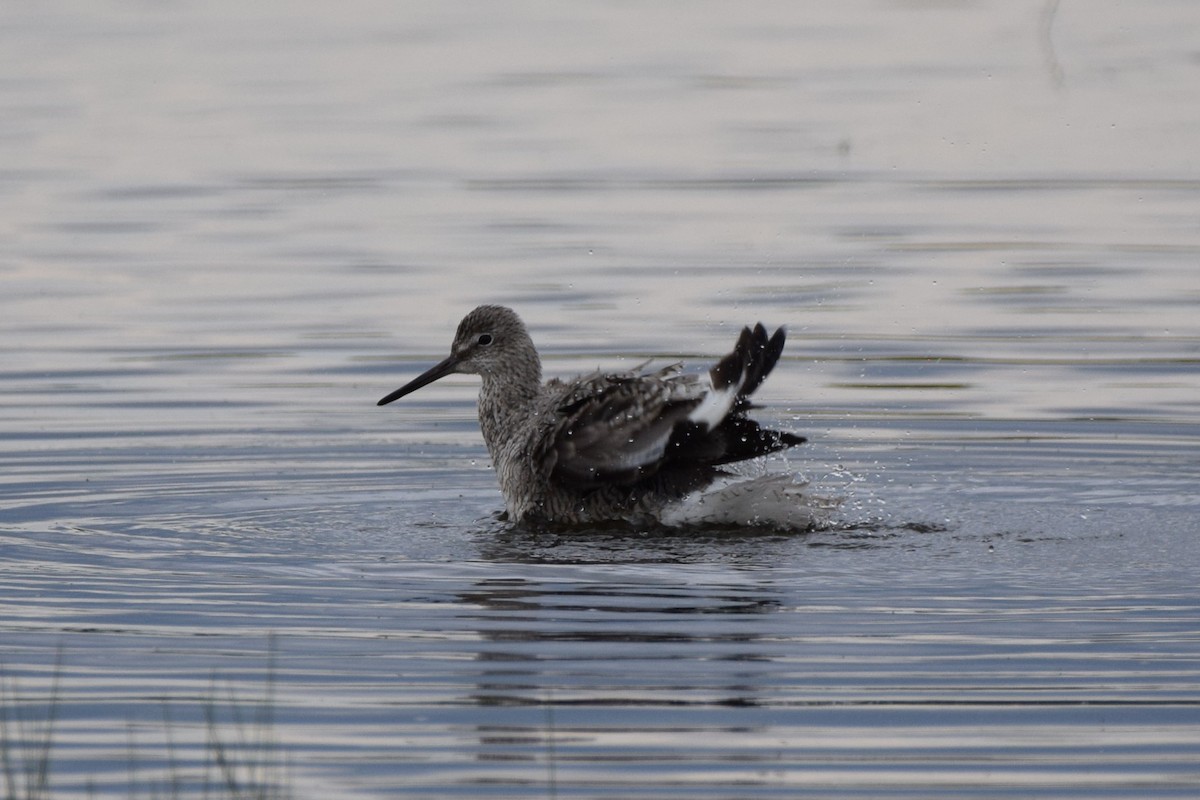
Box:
541;324;801;488
543;371;702;487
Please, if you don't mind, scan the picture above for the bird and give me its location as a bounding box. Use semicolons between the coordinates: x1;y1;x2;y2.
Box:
377;305;823;529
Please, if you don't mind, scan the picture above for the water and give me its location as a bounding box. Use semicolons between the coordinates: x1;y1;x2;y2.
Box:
3;1;1199;797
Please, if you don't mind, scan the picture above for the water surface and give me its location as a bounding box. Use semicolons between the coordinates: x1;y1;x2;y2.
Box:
2;2;1199;798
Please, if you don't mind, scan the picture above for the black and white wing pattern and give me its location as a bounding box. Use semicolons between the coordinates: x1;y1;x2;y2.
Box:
543;324;805;488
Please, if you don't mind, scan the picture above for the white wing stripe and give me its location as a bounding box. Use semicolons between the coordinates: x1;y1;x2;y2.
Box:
686;370;743;429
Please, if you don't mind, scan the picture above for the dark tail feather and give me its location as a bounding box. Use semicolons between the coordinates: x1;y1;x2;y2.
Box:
712;418;804;465
668;417;805;466
708;326;752;392
741;324;786;398
665;323;804;473
708;323;787;398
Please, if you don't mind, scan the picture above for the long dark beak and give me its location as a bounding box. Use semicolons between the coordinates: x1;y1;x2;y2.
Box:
377;354;460;406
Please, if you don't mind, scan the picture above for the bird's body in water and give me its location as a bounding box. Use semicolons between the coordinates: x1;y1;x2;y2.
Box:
378;305;824;529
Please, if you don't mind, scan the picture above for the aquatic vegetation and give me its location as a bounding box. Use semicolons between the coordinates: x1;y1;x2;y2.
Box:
1;660;289;800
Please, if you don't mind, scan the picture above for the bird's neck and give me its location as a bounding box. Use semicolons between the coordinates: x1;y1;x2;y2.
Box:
477;354;543;461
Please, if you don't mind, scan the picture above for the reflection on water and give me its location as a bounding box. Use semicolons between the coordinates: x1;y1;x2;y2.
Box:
3;0;1200;797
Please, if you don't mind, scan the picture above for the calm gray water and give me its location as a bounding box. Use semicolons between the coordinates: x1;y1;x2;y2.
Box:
3;2;1199;798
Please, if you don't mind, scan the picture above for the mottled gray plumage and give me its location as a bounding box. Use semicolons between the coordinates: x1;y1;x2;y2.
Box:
378;305;814;527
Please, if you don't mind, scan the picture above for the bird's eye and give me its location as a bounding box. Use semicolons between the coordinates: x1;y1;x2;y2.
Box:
477;333;494;346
